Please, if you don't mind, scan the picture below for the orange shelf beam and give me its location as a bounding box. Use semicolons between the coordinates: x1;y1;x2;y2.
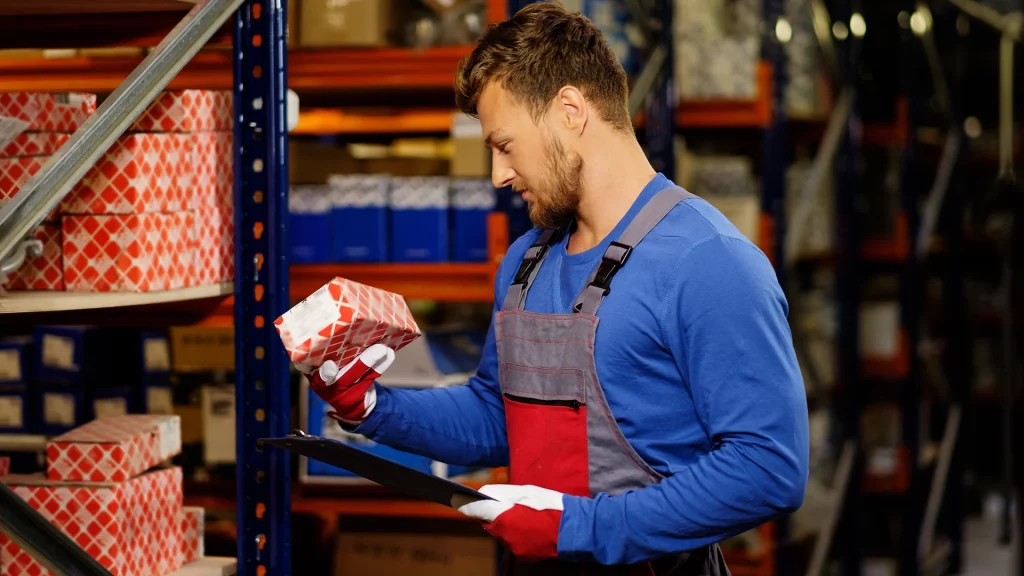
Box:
294;108;454;135
0;46;473;93
861;211;910;263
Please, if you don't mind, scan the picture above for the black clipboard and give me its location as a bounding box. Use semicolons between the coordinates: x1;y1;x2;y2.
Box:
260;432;494;509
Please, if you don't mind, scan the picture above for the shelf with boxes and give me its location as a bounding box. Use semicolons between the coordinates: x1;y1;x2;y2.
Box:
0;89;237;310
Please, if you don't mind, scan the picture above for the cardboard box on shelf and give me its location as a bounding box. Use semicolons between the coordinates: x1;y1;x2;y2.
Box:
36;385;85;435
289;185;332;263
129;90;217;133
328;175;389;263
275;276;421;371
0;387;29;433
0;92;96;132
0;132;67;158
300;0;393;47
0;338;31;385
192;202;234;286
0;467;184;576
201;385;235;465
46;414;182;483
1;223;63;291
169;326;235;373
62;133;189;215
62;213;168;292
450;178;495;262
450;114;489;178
360;157;449;177
0;156;59;221
390;176;450;262
91;388;134;419
140;331;172;380
181;506;206;564
290;139;361;184
333;532;496;576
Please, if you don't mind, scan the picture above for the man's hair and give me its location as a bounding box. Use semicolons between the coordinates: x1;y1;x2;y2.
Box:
454;2;633;133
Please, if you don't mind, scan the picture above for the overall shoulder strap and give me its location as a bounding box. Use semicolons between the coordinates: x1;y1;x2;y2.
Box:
501;227;565;311
573;186;696;315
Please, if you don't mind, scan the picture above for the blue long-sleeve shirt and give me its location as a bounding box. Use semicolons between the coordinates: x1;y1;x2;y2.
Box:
353;174;809;564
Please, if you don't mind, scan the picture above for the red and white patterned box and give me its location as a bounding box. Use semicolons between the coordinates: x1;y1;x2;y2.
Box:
0;467;184;576
129;90;215;133
181;506;205;564
1;132;68;158
0;156;60;222
275;277;421;370
192;202;234;286
0;92;96;132
1;224;63;291
212;91;233;131
61;133;188;215
63;214;166;292
191;131;233;208
47;415;181;483
0;457;8;476
166;211;196;290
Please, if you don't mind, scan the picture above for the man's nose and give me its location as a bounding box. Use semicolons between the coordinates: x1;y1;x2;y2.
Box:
492;154;516;189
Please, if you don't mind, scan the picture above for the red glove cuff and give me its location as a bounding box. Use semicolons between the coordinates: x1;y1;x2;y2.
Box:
483;505;561;562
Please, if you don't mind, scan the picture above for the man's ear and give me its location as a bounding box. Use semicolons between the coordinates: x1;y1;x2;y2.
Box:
556;86;588;136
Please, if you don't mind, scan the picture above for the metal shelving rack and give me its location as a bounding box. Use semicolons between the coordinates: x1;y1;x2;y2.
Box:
0;2;291;575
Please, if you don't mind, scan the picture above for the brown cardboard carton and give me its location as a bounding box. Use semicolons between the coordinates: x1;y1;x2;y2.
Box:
290;139;361;184
169;326;235;373
333;533;496;576
300;0;392;47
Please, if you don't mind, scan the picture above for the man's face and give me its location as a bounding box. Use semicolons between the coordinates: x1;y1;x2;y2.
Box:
477;81;583;230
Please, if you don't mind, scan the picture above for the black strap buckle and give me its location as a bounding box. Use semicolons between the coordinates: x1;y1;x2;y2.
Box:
511;243;550;285
590;241;632;290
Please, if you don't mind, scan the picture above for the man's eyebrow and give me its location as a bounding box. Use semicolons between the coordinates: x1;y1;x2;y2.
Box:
484;130;508;149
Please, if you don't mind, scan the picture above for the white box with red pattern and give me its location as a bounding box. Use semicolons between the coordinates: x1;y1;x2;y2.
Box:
0;92;95;132
181;506;205;565
0;467;184;576
1;224;63;291
46;414;181;483
275;277;422;370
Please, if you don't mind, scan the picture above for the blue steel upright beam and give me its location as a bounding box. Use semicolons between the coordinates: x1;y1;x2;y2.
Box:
233;1;292;575
644;0;675;181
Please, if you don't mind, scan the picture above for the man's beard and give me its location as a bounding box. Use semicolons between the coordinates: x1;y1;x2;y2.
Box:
519;134;582;230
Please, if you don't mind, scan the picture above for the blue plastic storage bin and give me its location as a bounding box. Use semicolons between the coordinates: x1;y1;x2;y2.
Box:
389;176;450;262
327;175;389;262
288;185;331;263
450;179;496;262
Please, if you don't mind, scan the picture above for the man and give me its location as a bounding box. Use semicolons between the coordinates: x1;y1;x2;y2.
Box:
306;3;809;574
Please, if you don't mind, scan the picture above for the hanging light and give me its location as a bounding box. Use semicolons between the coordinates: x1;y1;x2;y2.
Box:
850;13;867;37
775;17;793;43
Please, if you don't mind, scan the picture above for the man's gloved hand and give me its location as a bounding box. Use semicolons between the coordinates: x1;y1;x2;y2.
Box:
456;484;565;562
301;344;395;423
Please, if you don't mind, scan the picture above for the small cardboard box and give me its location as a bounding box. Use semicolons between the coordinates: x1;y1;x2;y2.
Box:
1;223;63;291
181;506;205;564
129;90;216;133
36;385;85;435
46;414;182;483
0;92;96;132
62;133;189;214
300;0;392;47
275;277;421;371
0;386;29;433
333;532;496;576
0;132;67;158
0;337;32;385
0;467;184;576
169;326;235;373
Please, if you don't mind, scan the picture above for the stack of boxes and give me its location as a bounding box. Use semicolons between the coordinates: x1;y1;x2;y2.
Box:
0;328;174;438
0;89;234;294
288;176;497;265
0;415;207;575
0;93;94;291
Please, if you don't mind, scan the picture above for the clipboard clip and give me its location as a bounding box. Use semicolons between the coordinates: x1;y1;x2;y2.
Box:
290;429;310;438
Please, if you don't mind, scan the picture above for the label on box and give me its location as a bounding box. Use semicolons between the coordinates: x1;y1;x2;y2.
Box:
44;393;75;425
158;416;181;460
0;350;21;381
0;116;29;150
144;338;171;372
147;387;174;415
202;386;236;464
288;285;342;345
94;397;128;419
42;335;76;370
0;397;23;428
